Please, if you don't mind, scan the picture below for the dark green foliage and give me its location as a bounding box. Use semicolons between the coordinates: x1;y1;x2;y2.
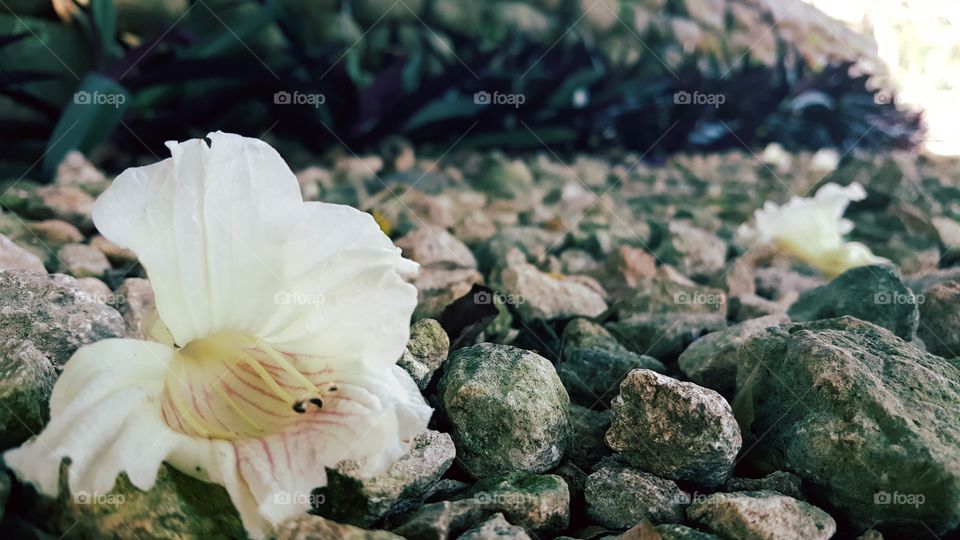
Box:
0;1;922;181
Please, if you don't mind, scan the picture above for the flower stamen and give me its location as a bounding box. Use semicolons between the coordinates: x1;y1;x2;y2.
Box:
166;383;236;439
248;336;320;396
214;384;265;433
236;353;296;404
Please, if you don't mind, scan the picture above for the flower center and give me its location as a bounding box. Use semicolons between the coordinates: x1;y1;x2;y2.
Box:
160;332;338;440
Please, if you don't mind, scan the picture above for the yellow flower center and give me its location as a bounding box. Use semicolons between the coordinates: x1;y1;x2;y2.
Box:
160;332;336;440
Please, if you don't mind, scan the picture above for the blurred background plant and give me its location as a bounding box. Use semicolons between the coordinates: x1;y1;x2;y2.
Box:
0;0;928;180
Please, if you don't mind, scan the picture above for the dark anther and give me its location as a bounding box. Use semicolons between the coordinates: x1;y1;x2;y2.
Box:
328;386;338;392
292;401;306;413
309;398;323;408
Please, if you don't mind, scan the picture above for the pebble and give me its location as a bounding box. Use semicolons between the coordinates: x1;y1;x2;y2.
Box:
438;344;571;478
606;370;741;487
687;491;835;540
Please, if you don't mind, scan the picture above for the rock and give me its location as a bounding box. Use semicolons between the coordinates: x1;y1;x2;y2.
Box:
498;263;607;321
735;317;960;534
917;281;960;358
906;267;960;294
788;264;919;340
476;227;560;272
26;219;83;245
74;277;113;304
390;501;452;540
654;523;720;539
610;277;727;319
392;474;569;537
754;267;825;302
558;319;665;408
677;314;788;397
423;479;468;502
0;271;126;448
0;471;8;523
438;344;572;477
655;221;727;279
36;186;95;229
568;404;613;470
687;491;835;540
395;227;477;269
54;150;108;188
606;370;741;487
606;313;727;362
728;294;786;322
114;277;155;337
453;473;569;535
932;216;960;252
453;209;497;245
406;318;450;369
470;154;534;199
396;354;432;390
606;245;657;290
315;430;456;526
19;463;245;540
90;234;138;265
726;471;805;501
0;233;46;272
397;318;449;389
411;267;484;320
271;515;401;540
457;513;530;540
57;243;111;278
584;464;687;529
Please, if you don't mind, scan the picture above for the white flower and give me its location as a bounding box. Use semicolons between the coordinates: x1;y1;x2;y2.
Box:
737;182;888;277
810;148;840;173
760;142;791;171
4;132;432;538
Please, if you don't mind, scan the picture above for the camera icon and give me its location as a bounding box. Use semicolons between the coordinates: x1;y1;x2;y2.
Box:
874;92;891;105
474;91;491;105
474;290;492;304
273;291;292;305
274;91;291;105
73;491;91;504
673;291;690;304
874;491;891;504
474;491;492;504
874;292;891;305
673;91;691;105
273;491;292;504
74;91;91;105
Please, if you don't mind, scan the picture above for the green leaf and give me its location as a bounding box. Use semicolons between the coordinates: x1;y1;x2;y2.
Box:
402;95;481;131
90;0;120;59
42;73;129;177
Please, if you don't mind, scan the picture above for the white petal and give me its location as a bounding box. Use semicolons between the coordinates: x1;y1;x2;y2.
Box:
93;132;416;369
741;182;886;276
3;339;177;497
232;365;431;526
